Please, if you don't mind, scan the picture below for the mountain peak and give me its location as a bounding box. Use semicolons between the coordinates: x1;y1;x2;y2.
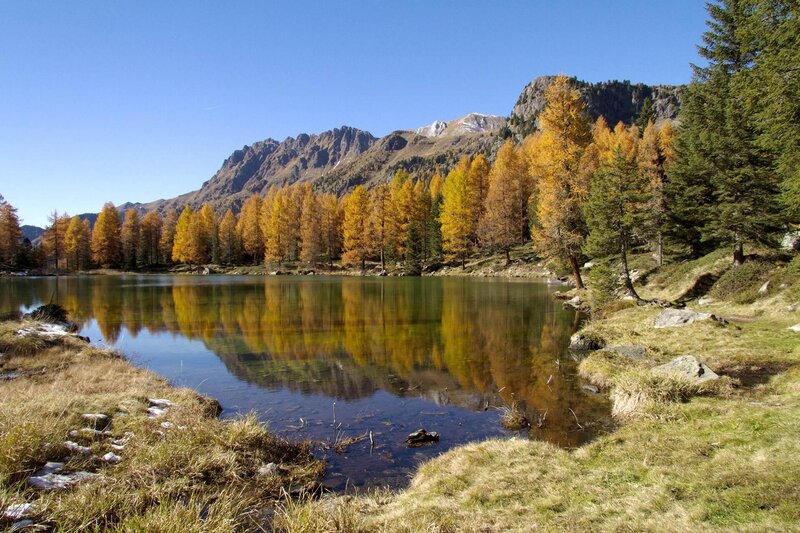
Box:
414;112;506;138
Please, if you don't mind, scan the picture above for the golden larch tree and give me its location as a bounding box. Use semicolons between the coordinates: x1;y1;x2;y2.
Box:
91;202;122;268
0;196;23;267
217;209;240;265
439;160;474;267
64;215;91;271
369;183;390;270
529;75;592;288
341;185;371;271
172;205;199;264
139;210;162;266
196;203;217;263
120;208;141;269
300;185;323;265
320;193;342;268
237;194;264;264
159;208;179;264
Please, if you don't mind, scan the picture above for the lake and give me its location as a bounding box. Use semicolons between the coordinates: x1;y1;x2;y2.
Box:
0;275;609;489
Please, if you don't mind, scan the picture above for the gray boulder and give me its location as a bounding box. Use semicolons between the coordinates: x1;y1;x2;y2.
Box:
654;308;716;328
652;355;719;384
781;230;800;252
569;333;606;351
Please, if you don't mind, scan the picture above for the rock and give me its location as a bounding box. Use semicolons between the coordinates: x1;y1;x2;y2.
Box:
568;333;606;351
582;384;600;394
629;269;643;283
405;429;440;447
160;421;174;429
583;261;595;269
697;296;714;306
0;371;20;381
758;280;770;295
64;441;91;455
3;502;35;520
606;345;647;360
148;398;173;408
652;355;719;384
788;304;797;312
257;462;282;477
781;230;800;252
27;470;97;490
101;452;121;464
68;428;108;440
11;519;35;531
147;407;167;418
81;413;111;431
789;324;800;333
111;444;125;451
654;308;716;328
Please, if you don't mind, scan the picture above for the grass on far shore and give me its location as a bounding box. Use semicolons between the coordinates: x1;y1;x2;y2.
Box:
275;250;800;532
0;318;323;531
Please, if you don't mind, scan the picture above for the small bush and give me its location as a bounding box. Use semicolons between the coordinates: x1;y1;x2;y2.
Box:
27;303;68;323
588;264;618;311
709;261;773;304
499;402;529;430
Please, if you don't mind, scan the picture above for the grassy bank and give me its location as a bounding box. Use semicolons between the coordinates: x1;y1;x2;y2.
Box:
276;251;800;532
0;316;322;531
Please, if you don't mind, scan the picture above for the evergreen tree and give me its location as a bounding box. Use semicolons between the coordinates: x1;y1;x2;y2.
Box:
404;221;423;276
584;147;650;299
369;183;390;270
92;202;122;268
635;96;655;133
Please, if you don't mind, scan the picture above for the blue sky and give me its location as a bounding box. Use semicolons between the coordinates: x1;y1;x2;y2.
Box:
0;0;708;227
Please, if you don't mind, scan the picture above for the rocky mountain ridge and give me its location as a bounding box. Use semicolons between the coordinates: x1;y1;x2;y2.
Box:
117;75;684;216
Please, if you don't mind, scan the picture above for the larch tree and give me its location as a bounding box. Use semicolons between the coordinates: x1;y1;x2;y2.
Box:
369;183;390;270
413;179;433;264
172;205;198;264
197;203;217;264
92;202;122;268
44;211;70;270
0;196;22;267
479;140;528;263
263;188;293;265
386;169;413;260
638;121;669;265
439;159;474;267
139;210;162;267
217;209;240;265
159;208;179;265
320;193;342;268
341;186;371;271
120;208;141;270
467;154;491;244
529;75;592;288
237;194;264;264
64;215;91;271
300;185;323;265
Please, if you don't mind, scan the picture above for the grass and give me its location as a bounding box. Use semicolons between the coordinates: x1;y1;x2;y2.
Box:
0;317;323;530
275;249;800;532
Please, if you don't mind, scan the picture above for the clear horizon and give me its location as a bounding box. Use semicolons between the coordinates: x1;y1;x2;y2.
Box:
0;0;708;227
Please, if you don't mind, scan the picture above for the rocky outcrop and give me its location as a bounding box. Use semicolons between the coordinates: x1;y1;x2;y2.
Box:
415;112;506;138
509;76;683;138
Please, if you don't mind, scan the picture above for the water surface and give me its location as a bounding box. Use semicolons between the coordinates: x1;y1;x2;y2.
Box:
1;275;609;489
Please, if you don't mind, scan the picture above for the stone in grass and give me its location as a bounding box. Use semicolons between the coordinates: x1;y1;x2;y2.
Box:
148;398;173;408
11;519;35;531
654;308;717;328
101;452;122;464
64;441;91;455
81;413;111;431
3;502;36;520
789;324;800;333
147;407;167;418
27;466;98;490
257;462;282;477
568;332;606;351
652;355;719;384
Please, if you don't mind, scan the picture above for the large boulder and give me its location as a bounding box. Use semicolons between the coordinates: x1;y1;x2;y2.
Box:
654;308;716;328
652;355;719;384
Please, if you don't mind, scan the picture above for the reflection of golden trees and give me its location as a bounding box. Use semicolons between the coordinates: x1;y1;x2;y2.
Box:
3;276;607;445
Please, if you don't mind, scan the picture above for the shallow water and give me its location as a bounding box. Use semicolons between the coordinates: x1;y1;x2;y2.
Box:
1;274;609;489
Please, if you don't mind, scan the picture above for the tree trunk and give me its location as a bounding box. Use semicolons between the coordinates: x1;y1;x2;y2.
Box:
655;233;663;267
620;240;642;301
505;248;511;265
569;254;584;289
733;241;744;266
380;249;385;271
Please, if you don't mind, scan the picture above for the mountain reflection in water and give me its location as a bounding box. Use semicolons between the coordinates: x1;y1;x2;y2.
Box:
1;275;609;488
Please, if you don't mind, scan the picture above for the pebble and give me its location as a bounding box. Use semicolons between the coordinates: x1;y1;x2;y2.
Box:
148;398;173;408
160;421;174;429
64;441;92;455
111;444;125;451
147;407;167;418
101;452;122;464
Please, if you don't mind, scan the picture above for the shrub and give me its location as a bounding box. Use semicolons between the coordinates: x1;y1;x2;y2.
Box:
587;264;618;311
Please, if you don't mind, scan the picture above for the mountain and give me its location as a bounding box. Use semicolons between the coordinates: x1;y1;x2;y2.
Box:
508;76;683;138
122;75;683;215
21;225;44;242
